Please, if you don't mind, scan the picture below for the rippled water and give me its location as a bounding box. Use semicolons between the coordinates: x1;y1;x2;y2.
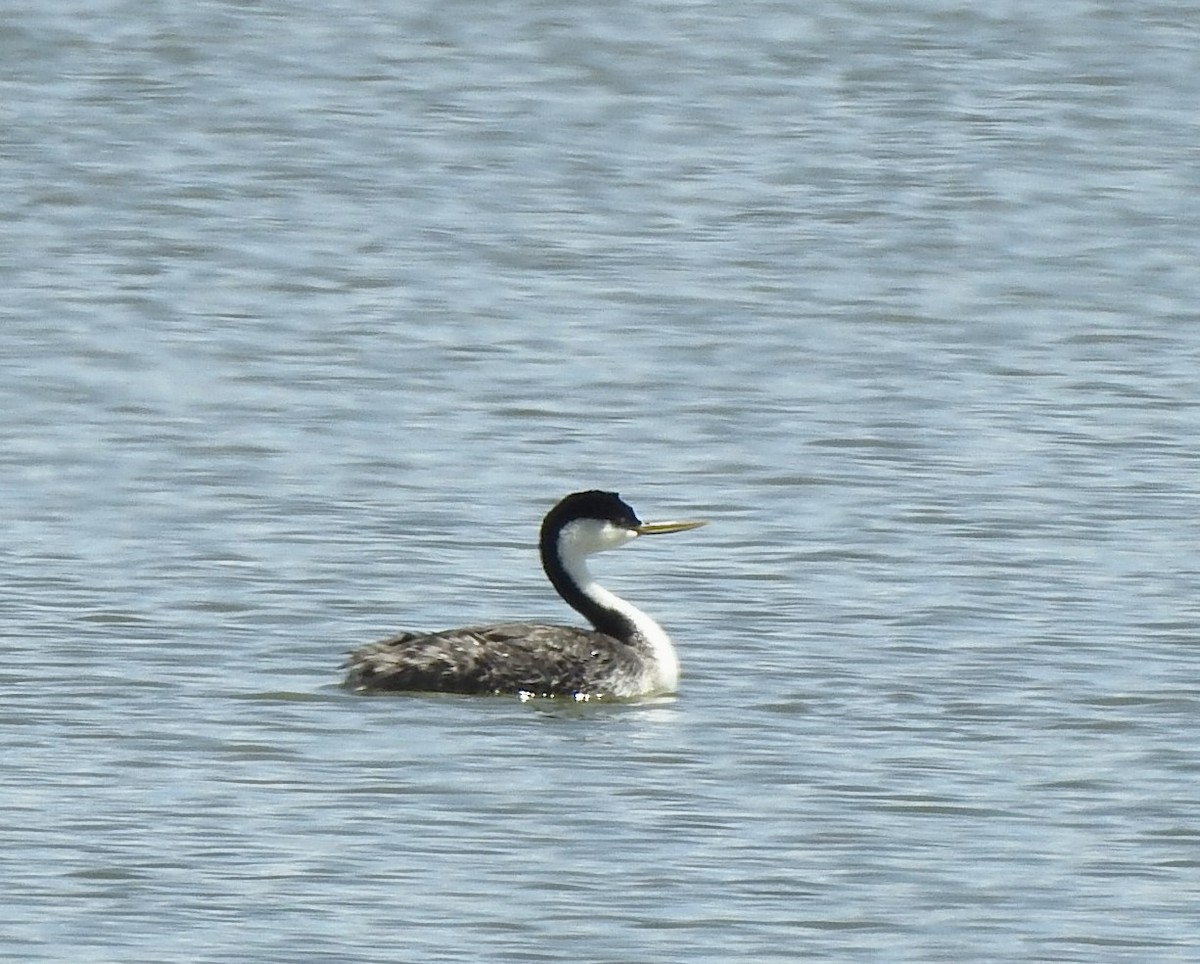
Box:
3;1;1199;961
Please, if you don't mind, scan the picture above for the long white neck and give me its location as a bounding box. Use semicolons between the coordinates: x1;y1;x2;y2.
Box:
559;550;680;693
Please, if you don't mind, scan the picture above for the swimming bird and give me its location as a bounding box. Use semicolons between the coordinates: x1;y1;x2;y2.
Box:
343;490;706;700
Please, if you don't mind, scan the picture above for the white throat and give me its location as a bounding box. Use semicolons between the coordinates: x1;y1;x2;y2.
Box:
557;523;680;693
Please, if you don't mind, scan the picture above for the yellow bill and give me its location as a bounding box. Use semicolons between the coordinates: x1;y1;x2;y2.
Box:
634;519;708;536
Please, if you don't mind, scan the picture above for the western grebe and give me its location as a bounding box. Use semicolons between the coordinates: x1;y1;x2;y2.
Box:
343;490;706;700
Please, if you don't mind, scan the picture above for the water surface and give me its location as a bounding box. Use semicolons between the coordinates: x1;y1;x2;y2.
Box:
3;1;1198;961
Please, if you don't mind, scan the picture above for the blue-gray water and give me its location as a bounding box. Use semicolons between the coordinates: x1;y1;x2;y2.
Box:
3;1;1198;961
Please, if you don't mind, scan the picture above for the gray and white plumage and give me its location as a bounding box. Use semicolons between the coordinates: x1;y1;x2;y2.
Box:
342;490;706;700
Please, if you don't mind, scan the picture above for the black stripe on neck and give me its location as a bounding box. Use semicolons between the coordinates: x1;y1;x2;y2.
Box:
539;526;636;644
